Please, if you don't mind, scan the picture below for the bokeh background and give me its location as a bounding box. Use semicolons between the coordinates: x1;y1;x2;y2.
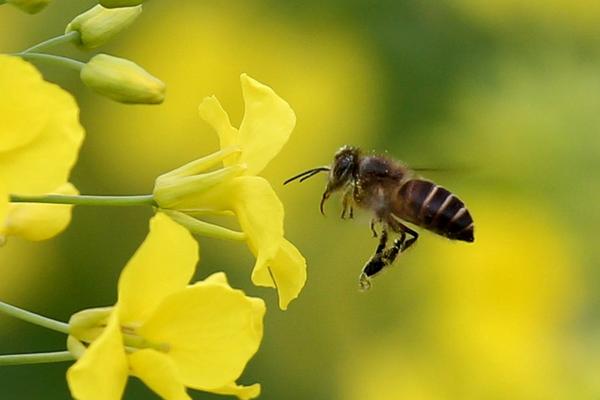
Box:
2;1;600;398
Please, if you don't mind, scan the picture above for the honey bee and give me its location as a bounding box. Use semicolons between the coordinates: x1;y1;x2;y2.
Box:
284;145;474;290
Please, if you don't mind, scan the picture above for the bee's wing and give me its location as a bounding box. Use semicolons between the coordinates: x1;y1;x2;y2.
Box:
412;167;444;172
411;165;475;174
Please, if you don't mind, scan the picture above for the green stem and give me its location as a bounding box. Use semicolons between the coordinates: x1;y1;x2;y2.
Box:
0;351;74;366
22;31;80;54
0;301;69;334
10;194;157;207
15;52;84;72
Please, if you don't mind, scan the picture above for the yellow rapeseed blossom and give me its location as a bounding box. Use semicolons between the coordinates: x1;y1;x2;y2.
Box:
0;55;84;243
153;74;306;310
67;213;265;400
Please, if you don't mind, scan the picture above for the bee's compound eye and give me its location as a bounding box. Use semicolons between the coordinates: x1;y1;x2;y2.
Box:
334;156;352;179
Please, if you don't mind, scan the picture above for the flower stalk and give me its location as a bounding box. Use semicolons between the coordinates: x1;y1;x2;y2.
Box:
0;300;70;334
15;52;84;72
0;351;74;366
9;194;157;207
21;31;80;54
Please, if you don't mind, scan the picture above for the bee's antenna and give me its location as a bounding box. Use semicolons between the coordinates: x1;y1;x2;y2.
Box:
283;167;330;185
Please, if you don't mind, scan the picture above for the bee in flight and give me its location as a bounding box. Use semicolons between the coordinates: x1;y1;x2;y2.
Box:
284;145;474;290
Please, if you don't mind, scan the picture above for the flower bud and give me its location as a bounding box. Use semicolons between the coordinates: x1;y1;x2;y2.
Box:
80;54;165;104
99;0;142;8
5;0;50;14
66;4;142;49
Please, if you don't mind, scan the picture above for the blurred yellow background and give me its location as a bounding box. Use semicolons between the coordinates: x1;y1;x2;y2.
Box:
1;1;600;399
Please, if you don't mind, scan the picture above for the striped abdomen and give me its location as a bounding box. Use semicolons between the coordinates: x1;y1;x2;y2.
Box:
395;179;474;242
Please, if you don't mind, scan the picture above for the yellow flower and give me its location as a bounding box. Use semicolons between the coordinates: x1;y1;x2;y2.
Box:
153;74;306;310
0;55;84;243
67;213;265;400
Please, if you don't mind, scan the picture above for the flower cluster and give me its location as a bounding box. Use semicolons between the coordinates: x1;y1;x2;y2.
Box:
67;214;265;400
0;54;83;242
154;74;306;310
0;2;307;399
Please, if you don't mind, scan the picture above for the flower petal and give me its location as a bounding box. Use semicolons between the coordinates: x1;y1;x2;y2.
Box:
67;312;128;400
129;349;191;400
118;213;198;325
210;382;261;400
251;239;307;310
228;176;284;282
191;273;266;336
139;281;265;391
198;96;239;166
200;271;229;286
0;56;84;194
0;185;8;241
238;74;296;175
0;55;48;152
3;182;78;241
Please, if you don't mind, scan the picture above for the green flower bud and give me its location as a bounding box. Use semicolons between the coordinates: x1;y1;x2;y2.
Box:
66;4;142;49
99;0;143;8
5;0;50;14
80;54;165;104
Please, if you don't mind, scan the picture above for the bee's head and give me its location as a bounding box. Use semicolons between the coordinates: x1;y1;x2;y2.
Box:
283;145;360;215
328;145;360;191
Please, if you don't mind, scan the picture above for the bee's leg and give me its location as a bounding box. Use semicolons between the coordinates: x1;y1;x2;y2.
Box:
340;191;353;219
359;220;420;290
358;229;388;291
375;228;388;254
387;217;419;252
348;183;359;220
399;224;418;251
370;218;382;237
366;228;407;274
381;234;405;266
